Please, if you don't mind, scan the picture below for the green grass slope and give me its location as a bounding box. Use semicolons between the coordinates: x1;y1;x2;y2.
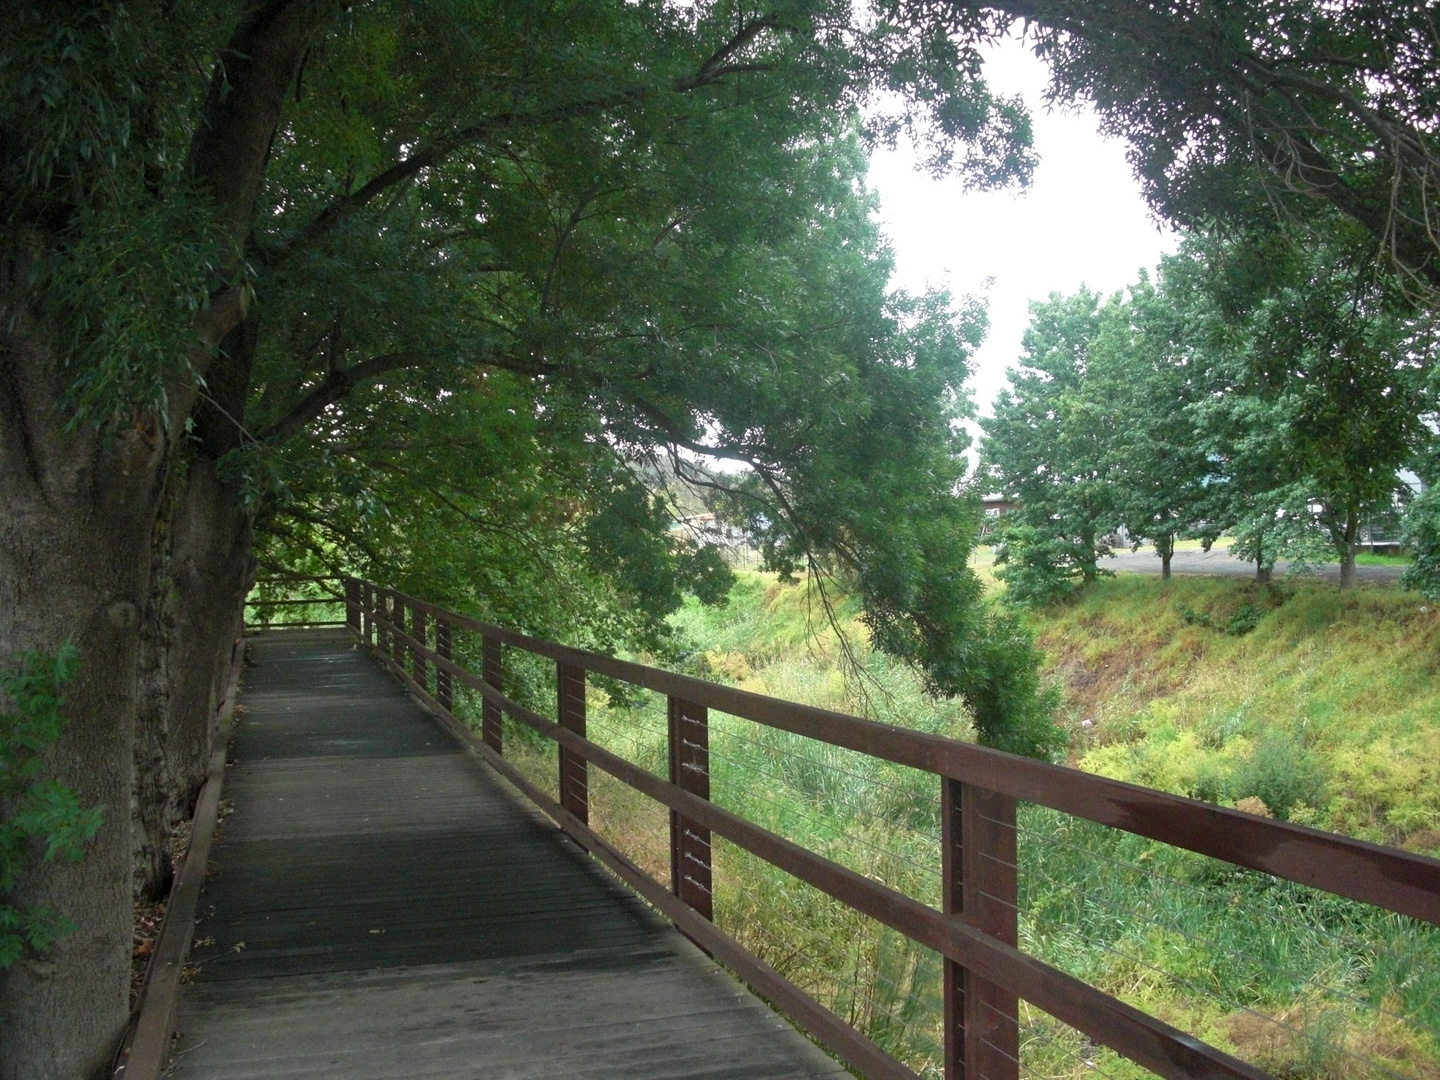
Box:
1034;577;1440;852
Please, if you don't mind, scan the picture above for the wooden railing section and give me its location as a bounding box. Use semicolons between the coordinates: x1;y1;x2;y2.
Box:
243;574;349;628
277;578;1439;1080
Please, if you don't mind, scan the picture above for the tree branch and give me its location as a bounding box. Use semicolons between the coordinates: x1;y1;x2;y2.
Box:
272;14;787;263
676;13;784;90
189;0;338;239
260;352;427;443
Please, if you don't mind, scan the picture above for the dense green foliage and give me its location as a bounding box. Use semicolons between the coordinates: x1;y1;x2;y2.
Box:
0;646;102;967
1401;488;1440;600
984;227;1435;602
981;288;1117;604
192;1;1062;750
0;0;1060;739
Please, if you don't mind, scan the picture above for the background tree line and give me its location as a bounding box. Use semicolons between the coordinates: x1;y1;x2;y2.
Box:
983;223;1440;605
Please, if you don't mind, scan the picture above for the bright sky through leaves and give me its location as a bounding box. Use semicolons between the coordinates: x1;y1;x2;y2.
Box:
868;36;1176;420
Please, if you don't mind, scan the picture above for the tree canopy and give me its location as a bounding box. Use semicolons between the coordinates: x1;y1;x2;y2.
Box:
984;224;1436;601
957;0;1440;293
0;4;1051;1072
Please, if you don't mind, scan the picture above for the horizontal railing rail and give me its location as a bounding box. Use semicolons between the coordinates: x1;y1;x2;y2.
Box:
243;576;348;629
345;577;1439;1080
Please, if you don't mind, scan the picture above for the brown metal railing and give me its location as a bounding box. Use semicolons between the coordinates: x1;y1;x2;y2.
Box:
346;577;1439;1080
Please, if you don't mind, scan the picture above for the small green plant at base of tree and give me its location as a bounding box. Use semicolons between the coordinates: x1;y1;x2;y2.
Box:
0;644;103;967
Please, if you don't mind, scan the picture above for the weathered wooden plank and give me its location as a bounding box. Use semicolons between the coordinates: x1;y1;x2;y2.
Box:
176;950;850;1079
172;629;848;1079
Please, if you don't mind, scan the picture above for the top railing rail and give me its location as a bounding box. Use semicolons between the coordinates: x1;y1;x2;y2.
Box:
259;576;1439;1080
243;576;348;629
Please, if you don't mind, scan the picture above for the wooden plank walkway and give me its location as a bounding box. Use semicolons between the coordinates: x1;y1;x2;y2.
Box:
170;628;848;1079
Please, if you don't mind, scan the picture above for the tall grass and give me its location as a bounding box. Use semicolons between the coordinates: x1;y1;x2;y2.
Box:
1035;577;1440;849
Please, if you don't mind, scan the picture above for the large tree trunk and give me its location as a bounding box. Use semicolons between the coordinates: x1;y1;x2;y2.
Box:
0;257;166;1080
133;319;259;900
132;457;255;900
1;6;326;1072
1157;533;1174;580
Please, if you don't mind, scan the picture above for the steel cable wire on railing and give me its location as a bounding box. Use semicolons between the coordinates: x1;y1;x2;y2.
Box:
722;886;946;1032
1009;809;1436;970
710;720;945;830
1018;893;1410;1080
1013;855;1433;1080
703;741;945;889
720;865;946;1070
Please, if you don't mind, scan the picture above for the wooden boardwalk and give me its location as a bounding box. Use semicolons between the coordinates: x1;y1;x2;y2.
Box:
171;628;848;1079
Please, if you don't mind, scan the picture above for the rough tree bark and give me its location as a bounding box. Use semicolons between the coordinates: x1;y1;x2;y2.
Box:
132;317;259;900
0;255;165;1078
132;456;255;901
0;4;331;1075
1337;508;1359;591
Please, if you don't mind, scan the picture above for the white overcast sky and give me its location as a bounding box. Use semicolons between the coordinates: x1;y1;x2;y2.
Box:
866;36;1176;420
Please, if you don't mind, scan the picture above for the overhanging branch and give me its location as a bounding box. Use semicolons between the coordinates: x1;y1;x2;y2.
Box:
261;352;427;443
272;13;787;263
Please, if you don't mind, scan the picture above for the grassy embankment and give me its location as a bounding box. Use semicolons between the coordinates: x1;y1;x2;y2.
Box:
485;569;1440;1079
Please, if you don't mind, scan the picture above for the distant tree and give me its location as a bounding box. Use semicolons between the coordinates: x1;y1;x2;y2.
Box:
983;288;1120;604
1088;273;1216;579
1399;369;1440;600
1182;230;1433;587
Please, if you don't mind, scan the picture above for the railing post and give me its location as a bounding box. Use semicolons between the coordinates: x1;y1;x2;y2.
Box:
391;596;406;669
412;607;427;693
376;589;389;655
943;780;1019;1080
668;696;713;921
557;662;587;824
361;582;373;645
344;577;360;634
481;637;502;752
435;619;454;712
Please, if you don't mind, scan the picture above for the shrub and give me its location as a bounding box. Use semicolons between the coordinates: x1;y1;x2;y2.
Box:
1229;732;1328;821
1400;487;1440;600
0;644;103;966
